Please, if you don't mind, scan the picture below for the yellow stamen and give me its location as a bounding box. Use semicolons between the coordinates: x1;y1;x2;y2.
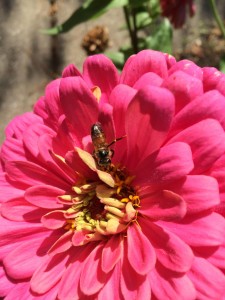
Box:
131;195;140;207
72;186;83;194
121;197;129;203
104;205;125;218
58;194;72;201
91;86;101;102
100;197;126;209
105;212;121;220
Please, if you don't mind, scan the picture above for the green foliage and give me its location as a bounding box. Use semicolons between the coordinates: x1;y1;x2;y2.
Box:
129;0;151;8
106;52;125;70
219;55;225;74
135;11;152;29
42;0;129;35
142;19;172;53
148;0;161;17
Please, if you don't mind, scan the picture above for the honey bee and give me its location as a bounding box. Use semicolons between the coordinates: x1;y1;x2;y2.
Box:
91;122;124;169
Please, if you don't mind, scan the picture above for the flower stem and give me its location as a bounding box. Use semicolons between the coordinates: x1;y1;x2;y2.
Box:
123;5;138;53
131;7;138;53
209;0;225;38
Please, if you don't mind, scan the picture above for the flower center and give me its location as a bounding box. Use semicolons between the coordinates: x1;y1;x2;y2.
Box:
58;164;140;243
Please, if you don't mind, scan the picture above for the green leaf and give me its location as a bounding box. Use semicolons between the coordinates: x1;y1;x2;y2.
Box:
106;51;125;69
142;19;172;53
42;0;128;35
136;11;152;29
219;55;225;73
148;0;161;18
129;0;150;8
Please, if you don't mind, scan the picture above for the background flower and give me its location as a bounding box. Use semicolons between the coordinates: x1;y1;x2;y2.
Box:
0;50;225;299
160;0;195;28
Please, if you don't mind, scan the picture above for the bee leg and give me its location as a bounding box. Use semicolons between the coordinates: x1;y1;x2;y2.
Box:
110;149;114;158
108;135;126;147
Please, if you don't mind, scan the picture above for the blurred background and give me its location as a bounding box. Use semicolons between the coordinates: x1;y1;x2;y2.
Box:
0;0;225;143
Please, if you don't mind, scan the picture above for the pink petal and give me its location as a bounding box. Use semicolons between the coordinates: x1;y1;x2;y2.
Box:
98;263;122;300
0;216;45;248
209;154;225;206
160;212;225;247
1;198;46;222
0;265;15;297
0;224;55;262
149;264;196;300
34;96;49;121
65;149;97;181
37;133;76;184
5;282;59;300
133;72;163;90
98;103;115;145
120;50;168;86
207;242;225;269
58;245;94;300
163;52;176;68
0;241;24;261
188;257;225;299
134;142;194;187
5;161;69;190
59;76;99;141
168;119;225;173
108;84;136;163
127;224;156;275
62;63;82;78
58;266;81;299
41;210;66;229
83;54;119;103
23;123;55;158
0;171;24;202
3;233;49;279
109;84;136;137
46;147;78;185
48;230;73;256
125;86;175;170
216;74;225;97
169;90;225;137
25;185;64;209
30;252;69;294
121;250;151;300
80;244;110;296
162;70;203;112
5;112;43;139
52;119;79;157
122;274;151;300
140;219;194;273
72;230;90;246
4;283;31;300
1;138;26;162
44;79;63;129
203;67;223;92
168;59;203;80
171;175;220;215
101;234;123;273
139;189;186;221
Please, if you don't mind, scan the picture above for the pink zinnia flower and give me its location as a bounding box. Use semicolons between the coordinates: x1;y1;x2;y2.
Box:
160;0;195;28
1;50;225;299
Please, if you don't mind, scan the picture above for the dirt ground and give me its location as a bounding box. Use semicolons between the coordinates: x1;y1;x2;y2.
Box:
0;0;225;143
173;0;225;68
